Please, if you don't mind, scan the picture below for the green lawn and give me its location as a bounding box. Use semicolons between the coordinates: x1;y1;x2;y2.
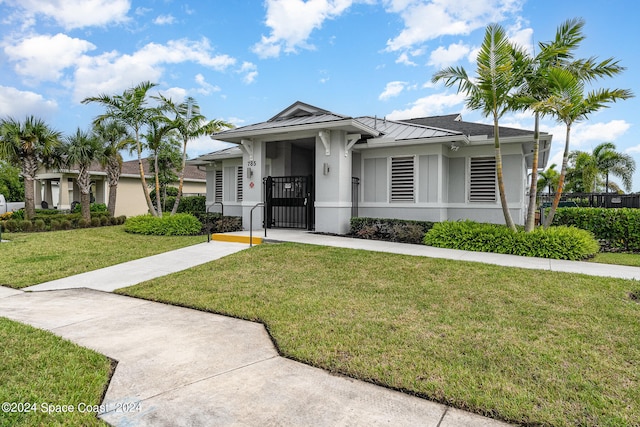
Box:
0;318;112;427
118;242;640;427
0;226;205;288
592;252;640;267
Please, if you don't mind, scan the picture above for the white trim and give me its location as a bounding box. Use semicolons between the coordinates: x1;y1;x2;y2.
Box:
314;201;352;208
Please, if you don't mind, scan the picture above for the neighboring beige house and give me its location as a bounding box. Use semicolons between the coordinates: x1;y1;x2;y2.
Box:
35;159;206;217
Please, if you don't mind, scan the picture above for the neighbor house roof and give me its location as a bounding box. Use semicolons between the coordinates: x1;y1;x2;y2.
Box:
44;159;206;181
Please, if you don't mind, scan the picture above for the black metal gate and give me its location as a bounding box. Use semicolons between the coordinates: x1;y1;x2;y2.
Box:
264;176;314;230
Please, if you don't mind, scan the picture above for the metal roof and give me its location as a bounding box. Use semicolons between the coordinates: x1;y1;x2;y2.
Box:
355;116;461;141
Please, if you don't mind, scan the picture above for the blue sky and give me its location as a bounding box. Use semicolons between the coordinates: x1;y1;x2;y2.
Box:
1;0;639;190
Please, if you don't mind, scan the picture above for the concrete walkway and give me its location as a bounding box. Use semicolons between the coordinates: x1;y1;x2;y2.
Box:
4;230;636;426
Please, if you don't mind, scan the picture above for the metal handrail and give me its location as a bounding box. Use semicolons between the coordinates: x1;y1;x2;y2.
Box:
249;202;266;247
206;202;224;243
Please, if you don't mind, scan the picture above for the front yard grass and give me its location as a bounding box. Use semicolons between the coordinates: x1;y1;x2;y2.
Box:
0;317;112;427
119;242;640;427
592;252;640;267
0;226;205;288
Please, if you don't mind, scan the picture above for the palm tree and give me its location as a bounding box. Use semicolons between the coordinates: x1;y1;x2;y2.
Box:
535;68;633;227
93;120;131;216
154;95;232;215
61;128;103;222
143;118;177;217
0;116;62;219
433;24;526;231
82;81;159;216
537;164;560;194
566;150;599;193
592;141;635;192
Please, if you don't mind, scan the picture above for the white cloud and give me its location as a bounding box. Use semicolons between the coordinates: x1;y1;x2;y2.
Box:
154;14;176;25
5;0;131;30
395;52;417;66
0;86;58;118
379;81;407;100
4;33;96;82
187;135;235;158
385;0;524;52
428;41;471;68
239;62;258;84
158;87;188;104
252;0;355;58
386;92;466;119
194;74;221;95
73;38;236;102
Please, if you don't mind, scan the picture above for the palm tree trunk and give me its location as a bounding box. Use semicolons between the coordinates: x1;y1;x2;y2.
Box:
108;184;118;216
135;129;157;216
544;124;571;228
524;113;540;232
154;151;162;217
22;155;38;220
80;192;91;222
494;118;516;231
170;136;188;216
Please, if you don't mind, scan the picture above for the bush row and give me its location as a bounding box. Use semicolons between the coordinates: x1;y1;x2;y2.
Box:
1;214;126;232
423;220;600;260
551;207;640;252
124;214;202;236
349;217;434;244
150;195;206;215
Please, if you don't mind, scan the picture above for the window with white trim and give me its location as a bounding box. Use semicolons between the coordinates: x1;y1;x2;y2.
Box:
214;170;223;203
237;166;243;202
390;156;415;202
469;157;496;202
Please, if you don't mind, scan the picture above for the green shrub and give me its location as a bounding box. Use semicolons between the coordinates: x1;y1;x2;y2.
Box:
552;207;640;252
91;217;101;227
11;209;24;221
4;219;17;232
350;217;434;244
124;214;202;236
19;220;33;232
33;219;46;231
50;220;60;231
60;220;72;230
424;220;599;260
77;218;90;228
72;203;108;213
117;215;127;225
100;216;109;226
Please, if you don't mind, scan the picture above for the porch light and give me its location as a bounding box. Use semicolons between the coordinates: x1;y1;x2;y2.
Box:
323;163;330;175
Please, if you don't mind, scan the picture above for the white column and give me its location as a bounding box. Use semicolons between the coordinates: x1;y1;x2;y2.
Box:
241;139;266;230
314;130;352;234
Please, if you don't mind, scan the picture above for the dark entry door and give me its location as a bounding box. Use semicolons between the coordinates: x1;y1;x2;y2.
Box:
264;176;314;230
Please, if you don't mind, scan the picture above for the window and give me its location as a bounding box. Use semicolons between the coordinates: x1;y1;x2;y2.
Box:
390;156;415;202
469;157;496;202
237;166;243;202
214;170;222;202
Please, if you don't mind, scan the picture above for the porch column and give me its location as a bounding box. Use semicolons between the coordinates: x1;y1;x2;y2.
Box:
240;139;266;230
35;180;43;206
44;180;53;207
315;130;352;234
59;177;70;210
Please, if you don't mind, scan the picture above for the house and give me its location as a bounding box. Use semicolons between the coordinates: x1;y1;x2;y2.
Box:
35;159;206;217
189;101;552;234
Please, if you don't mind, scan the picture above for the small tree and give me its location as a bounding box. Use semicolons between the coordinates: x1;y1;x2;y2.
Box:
0;160;24;201
0;116;62;219
93;120;131;216
61;128;103;222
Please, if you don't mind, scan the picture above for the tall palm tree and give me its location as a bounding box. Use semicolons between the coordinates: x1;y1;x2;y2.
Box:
154;94;232;215
433;24;526;231
62;128;103;222
535;68;633;227
512;18;627;231
93;120;131;216
143;118;177;217
82;81;159;216
0;116;62;219
592;141;635;192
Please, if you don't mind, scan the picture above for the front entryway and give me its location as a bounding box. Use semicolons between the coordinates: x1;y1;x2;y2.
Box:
264;176;314;230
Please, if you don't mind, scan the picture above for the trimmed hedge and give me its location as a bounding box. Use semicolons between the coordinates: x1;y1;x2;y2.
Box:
350;217;435;244
124;213;202;236
424;220;600;260
551;207;640;252
0;213;125;232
